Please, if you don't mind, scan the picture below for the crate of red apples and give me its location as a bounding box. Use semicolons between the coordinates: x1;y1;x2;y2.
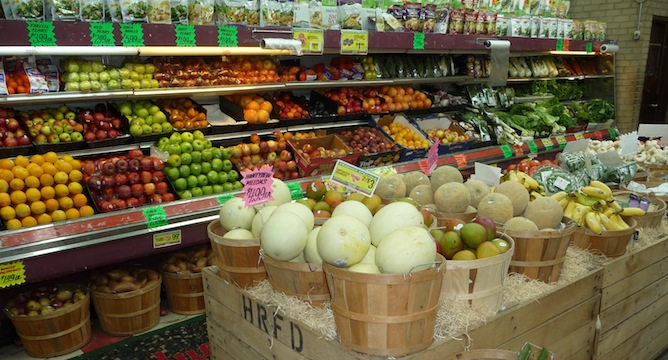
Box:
288;134;359;177
76;103;131;148
229;131;298;181
81;149;177;212
336;127;401;168
0;107;33;157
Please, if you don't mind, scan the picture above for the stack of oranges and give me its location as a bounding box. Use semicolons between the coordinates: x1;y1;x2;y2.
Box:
5;71;31;95
0;153;94;230
378;86;433;113
156;98;209;130
382;123;431;150
227;94;273;124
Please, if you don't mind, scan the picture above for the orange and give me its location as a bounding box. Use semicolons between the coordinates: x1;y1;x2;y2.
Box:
15;203;31;218
68;170;83;183
68;159;82;171
54;184;69;197
27;164;44;178
44;152;59;164
0;169;13;182
14;155;29;168
30;154;45;165
51;209;66;222
0;206;16;220
79;205;95;217
39;173;54;187
259;101;273;113
246;100;260;111
243;109;258;124
12;166;28;180
6;218;21;230
68;182;83;195
58;196;74;210
25;175;40;189
72;193;88;208
41;162;58;176
65;208;80;220
30;200;46;216
60;154;74;162
25;188;41;203
21;216;37;227
54;160;73;174
40;186;56;200
0;179;8;193
0;193;10;207
0;158;15;170
37;213;52;225
45;198;60;212
54;171;69;184
9;178;24;191
239;95;253;108
257;109;270;124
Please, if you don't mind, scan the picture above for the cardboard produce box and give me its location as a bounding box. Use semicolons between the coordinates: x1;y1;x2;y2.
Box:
412;115;474;155
288;135;360;177
372;114;431;162
334;127;401;168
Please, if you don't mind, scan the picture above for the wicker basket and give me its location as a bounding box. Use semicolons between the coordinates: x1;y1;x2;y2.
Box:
571;218;637;258
262;253;330;306
4;285;91;358
323;255;445;357
433;208;478;226
613;191;666;229
161;271;205;315
620;181;668;204
207;220;267;288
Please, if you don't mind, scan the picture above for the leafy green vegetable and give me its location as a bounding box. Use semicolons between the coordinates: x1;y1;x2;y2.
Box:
583;99;615;123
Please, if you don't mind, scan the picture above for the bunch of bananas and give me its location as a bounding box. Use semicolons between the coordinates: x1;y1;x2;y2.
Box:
501;169;545;200
552;181;645;234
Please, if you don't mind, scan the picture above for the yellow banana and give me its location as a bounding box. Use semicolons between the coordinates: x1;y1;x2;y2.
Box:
563;200;576;219
558;198;570;208
610;214;630;229
571;204;589;225
574;192;600;207
619;207;646;216
589;180;613;201
531;191;543;200
603;206;615;218
508;171;520;183
597;212;620;231
581;186;608;201
608;200;622;212
522;175;540;191
585;211;603;234
551;191;569;201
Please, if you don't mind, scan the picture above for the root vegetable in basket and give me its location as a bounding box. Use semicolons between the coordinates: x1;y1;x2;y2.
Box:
90;268;160;294
161;245;213;274
6;285;86;317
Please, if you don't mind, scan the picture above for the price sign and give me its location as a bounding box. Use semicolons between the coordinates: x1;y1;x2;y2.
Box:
241;166;274;206
513;144;524;156
563;39;570;51
143;206;167;229
26;21;57;46
120;23;144;47
413;32;425;50
556;135;567;148
501;144;513;158
608;128;617;138
218;26;238;47
330;160;379;197
586;42;593;53
454;154;467;169
0;261;26;289
216;193;234;205
89;23;115;46
153;229;182;249
175;24;196;47
556;39;563;51
528;141;538;153
287;182;304;200
541;138;554;150
575;132;585;140
340;30;368;55
594;131;603;140
369;165;396;177
293;28;323;54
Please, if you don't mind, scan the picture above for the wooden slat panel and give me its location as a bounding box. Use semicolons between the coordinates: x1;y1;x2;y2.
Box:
209;337;257;360
602;256;668;310
600;273;668;331
602;237;668;288
598;310;668;360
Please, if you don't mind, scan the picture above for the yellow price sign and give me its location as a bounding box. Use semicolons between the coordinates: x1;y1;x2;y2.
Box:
293;28;323;54
368;165;396;177
330;160;379;197
574;132;585;140
153;229;182;249
340;30;368;55
0;261;26;289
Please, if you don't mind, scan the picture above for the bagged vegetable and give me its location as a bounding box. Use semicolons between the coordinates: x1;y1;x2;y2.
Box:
170;0;188;23
121;0;148;22
403;1;421;32
245;0;259;25
148;0;171;22
35;57;60;93
292;0;308;27
81;0;105;21
51;0;80;20
422;0;437;33
261;0;293;26
14;0;46;20
188;0;214;24
221;0;245;24
337;0;361;29
309;0;337;29
107;0;123;22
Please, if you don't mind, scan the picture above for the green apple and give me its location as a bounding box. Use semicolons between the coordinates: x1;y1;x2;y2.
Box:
190;163;202;176
193;130;206;141
108;69;120;80
67;72;80;82
180;165;192;179
211;158;223;172
206;171;219;185
141;124;152;135
201;149;213;162
121;79;133;89
169;132;182;144
153;111;167;124
197;174;208;187
181;132;194;143
202;186;214;196
161;122;173;133
59;133;71;142
167;154;181;168
180;152;192;165
168;143;182;155
166;167;180;180
88;72;100;81
228;170;239;182
174;178;187;191
191;151;202;163
79;80;92;91
232;181;243;190
119;68;131;79
217;171;229;184
71;132;83;142
186;175;198;189
148;105;161;116
192;139;204;151
65;82;80;91
191;187;203;198
200;162;212;174
107;79;121;90
78;73;90;82
203;139;212;149
145;115;154;125
222;159;233;172
180;190;193;199
213;184;224;193
223;182;234;192
157;137;170;149
151;123;162;134
180;142;193;154
65;111;76;120
135;108;149;119
129;124;143;136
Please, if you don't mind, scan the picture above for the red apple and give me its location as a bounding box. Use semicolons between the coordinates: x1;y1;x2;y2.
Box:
156;182;169;195
98;200;114;212
162;193;175;202
140;157;154;171
126;197;140;208
150;194;163;204
144;183;156;196
127;171;140;184
279;150;292;161
115;173;129;186
129;149;144;159
131;183;144;198
117;185;132;199
140;171;153;184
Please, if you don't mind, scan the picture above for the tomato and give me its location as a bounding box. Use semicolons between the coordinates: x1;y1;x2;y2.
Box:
518;161;530;173
507;164;517;172
530;159;541;168
541;160;553;166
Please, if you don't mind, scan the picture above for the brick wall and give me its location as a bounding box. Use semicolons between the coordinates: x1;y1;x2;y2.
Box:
569;0;668;133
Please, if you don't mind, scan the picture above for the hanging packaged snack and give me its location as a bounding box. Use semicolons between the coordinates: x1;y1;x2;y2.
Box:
448;8;464;34
337;0;361;29
148;0;171;23
292;0;308;27
403;0;421;32
121;0;148;22
475;10;487;34
484;11;496;35
170;0;188;23
462;0;476;10
35;57;60;93
0;60;8;96
422;0;437;33
308;0;337;29
108;0;123;22
222;0;246;24
464;10;477;35
214;0;224;23
188;0;215;24
261;0;293;26
81;0;106;21
13;0;46;20
246;0;259;24
495;13;508;36
359;0;374;30
51;0;80;21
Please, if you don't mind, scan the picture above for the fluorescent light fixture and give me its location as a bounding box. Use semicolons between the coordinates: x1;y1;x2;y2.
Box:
0;46;139;56
138;46;297;57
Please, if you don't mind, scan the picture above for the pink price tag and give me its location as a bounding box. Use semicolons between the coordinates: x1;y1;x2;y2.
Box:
426;141;439;174
240;166;274;207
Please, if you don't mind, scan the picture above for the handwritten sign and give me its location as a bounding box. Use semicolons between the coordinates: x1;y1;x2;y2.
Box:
143;206;167;229
287;182;304;200
218;26;238;47
0;261;26;288
175;24;196;47
340;30;368;55
89;23;115;46
501;144;513;158
26;21;57;46
529;141;538;153
120;23;144;47
153;229;182;248
293;28;323;54
413;32;425;50
241;166;274;206
454;154;467;169
541;138;554;150
330;160;379;197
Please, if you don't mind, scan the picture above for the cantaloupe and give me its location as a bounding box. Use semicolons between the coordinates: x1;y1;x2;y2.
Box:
409;184;434;206
504;217;539;231
464;179;491;209
495;181;530;216
434;182;470;213
375;175;407;201
260;212;309;261
523;197;564;230
430;165;463;191
477;193;514;224
403;171;431;193
368;202;424;246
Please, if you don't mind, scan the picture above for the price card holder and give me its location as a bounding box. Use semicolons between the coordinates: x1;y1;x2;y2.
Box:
528;141;538;153
120;23;144;47
216;193;234;205
594;131;603;140
413;32;425;50
608;128;617;138
0;261;26;289
153;229;182;249
340;30;368;55
330;160;379;197
575;132;585;140
454;154;467;169
293;28;323;54
501;144;513;158
556;135;567;148
241;167;274;206
89;23;115;46
287;182;304;200
144;206;168;229
563;39;570;51
26;21;57;46
541;138;554;150
369;166;396;177
175;24;196;47
218;26;238;47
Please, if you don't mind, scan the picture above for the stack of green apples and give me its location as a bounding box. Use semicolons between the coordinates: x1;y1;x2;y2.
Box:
118;101;173;137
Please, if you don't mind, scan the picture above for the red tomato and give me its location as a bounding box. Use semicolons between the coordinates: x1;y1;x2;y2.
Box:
507;164;517;172
530;159;541;168
541;160;553;166
518;162;530;173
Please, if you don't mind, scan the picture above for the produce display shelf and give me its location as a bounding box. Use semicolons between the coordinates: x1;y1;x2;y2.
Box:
506;74;615;83
0;90;134;106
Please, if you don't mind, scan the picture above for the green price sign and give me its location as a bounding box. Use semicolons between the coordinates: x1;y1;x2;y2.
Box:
586;42;593;53
528;141;538;153
143;206;167;229
556;39;563;51
501;144;513;158
26;21;57;46
89;23;115;47
120;23;144;47
175;24;196;47
542;138;553;150
218;26;238;47
608;128;617;138
216;193;234;205
413;32;425;50
287;182;304;200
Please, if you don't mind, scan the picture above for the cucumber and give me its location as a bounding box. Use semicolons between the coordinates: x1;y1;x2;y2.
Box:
516;343;533;360
537;347;550;360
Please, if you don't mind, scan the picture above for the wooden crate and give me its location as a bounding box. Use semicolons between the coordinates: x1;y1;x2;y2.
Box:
203;265;602;360
595;236;668;360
